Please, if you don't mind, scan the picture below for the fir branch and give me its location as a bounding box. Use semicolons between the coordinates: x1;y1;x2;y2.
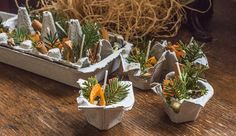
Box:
44;31;59;48
163;62;207;101
105;78;129;105
10;27;29;45
127;49;147;72
52;10;69;31
179;38;205;64
81;77;98;99
81;77;129;105
81;21;101;51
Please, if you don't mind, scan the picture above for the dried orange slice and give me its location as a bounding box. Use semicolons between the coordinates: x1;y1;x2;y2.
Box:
145;56;157;68
89;84;106;106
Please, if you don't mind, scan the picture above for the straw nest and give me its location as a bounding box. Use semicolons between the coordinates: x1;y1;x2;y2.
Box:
20;0;196;41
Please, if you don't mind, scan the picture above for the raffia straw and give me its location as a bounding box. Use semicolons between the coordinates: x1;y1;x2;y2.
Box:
15;0;212;41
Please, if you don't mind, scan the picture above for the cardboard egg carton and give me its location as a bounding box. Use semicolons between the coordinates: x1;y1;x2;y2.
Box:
77;79;135;130
0;11;132;87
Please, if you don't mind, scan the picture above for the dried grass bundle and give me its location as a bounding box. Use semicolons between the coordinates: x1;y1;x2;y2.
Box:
21;0;192;41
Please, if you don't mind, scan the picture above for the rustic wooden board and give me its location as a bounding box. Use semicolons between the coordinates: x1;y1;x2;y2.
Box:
0;0;236;135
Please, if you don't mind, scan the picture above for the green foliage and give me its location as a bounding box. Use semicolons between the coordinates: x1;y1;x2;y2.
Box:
55;22;68;41
105;78;129;105
183;62;208;90
0;18;6;33
81;77;129;105
10;28;29;45
52;10;69;31
81;77;98;99
0;18;4;29
163;62;207;101
44;31;59;48
82;21;101;51
179;38;205;64
52;10;69;40
134;37;149;50
126;49;147;73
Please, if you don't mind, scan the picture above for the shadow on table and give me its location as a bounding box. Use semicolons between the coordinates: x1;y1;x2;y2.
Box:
0;62;78;98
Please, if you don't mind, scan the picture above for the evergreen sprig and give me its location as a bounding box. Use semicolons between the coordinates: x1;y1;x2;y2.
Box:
163;62;207;101
179;38;205;64
105;78;129;105
81;77;129;105
52;10;69;40
0;18;4;33
10;27;29;44
183;62;208;90
81;21;101;51
44;31;59;48
81;77;98;99
127;49;147;72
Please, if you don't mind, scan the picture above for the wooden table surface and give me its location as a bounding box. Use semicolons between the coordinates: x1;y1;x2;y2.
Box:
0;0;236;135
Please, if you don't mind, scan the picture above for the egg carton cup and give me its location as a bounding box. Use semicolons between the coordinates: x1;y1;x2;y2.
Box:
0;11;132;87
120;40;209;90
121;50;178;90
152;72;214;123
77;79;135;130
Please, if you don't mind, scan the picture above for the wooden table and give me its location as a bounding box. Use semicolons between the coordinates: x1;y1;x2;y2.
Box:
0;0;236;135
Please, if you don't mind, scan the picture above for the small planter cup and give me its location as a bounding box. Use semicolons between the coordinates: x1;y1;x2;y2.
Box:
152;72;214;123
77;79;135;130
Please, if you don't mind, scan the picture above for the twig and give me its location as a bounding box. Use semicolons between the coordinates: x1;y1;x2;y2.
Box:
80;34;85;59
103;70;108;91
145;40;152;62
175;62;182;78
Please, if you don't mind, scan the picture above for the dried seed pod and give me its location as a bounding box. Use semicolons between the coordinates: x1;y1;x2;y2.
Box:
145;56;157;68
7;38;15;46
30;31;41;43
32;19;42;32
170;100;181;113
36;41;48;54
62;40;74;62
142;72;152;77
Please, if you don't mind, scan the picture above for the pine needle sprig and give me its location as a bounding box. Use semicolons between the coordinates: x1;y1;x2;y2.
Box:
10;27;29;45
179;38;205;64
44;31;59;48
127;50;147;72
52;10;69;40
81;77;98;99
80;77;129;105
81;21;101;51
163;62;207;101
0;18;8;33
105;78;129;105
183;61;208;91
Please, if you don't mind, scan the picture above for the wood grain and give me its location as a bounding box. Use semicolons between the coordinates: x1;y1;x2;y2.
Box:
0;0;236;135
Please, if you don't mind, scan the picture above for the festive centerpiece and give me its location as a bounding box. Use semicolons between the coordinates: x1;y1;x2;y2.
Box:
121;38;208;90
166;37;209;68
77;71;134;130
0;8;132;87
152;62;213;123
